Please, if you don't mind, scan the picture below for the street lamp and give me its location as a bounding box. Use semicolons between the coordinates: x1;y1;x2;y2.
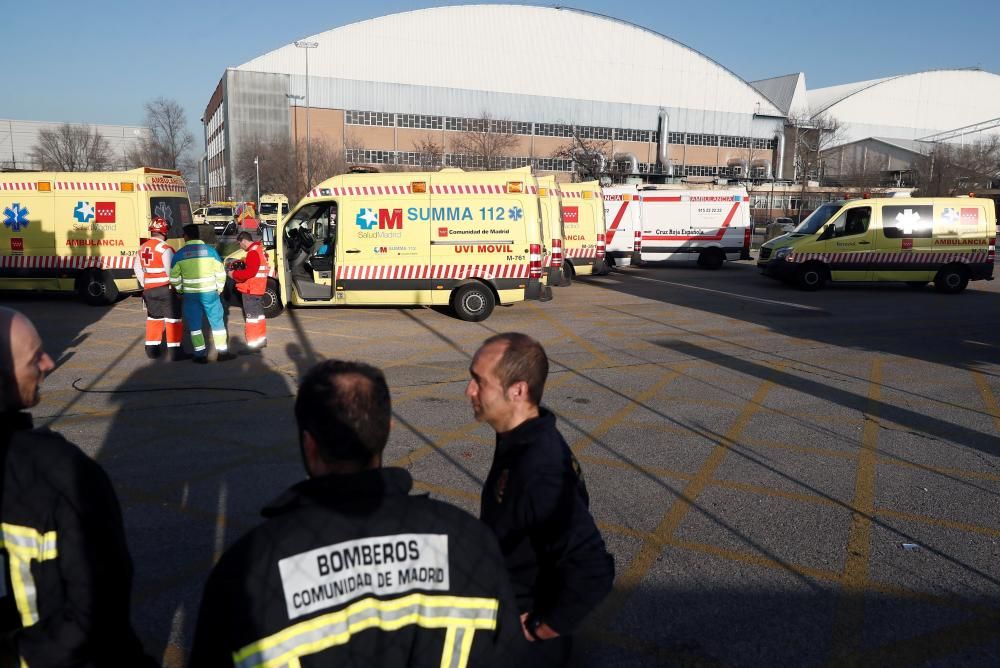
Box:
294;40;318;189
285;93;305;166
254;156;260;210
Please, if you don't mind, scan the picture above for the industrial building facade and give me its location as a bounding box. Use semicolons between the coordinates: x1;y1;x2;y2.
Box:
202;5;1000;205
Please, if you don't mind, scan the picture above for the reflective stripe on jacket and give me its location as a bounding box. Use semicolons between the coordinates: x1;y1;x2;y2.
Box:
189;468;524;668
0;412;157;666
170;240;226;294
134;239;174;290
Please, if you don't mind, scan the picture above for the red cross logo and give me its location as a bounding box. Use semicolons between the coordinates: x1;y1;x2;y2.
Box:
141;246;155;265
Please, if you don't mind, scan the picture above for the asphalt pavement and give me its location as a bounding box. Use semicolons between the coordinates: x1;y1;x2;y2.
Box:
10;260;1000;667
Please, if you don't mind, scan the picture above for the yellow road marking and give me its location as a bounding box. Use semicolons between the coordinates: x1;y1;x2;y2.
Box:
973;370;1000;434
827;359;882;666
588;377;773;627
876;508;1000;538
525;301;613;367
570;367;684;455
575;453;692;483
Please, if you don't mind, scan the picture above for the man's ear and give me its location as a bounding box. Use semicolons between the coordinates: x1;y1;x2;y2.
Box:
507;380;529;403
302;430;326;477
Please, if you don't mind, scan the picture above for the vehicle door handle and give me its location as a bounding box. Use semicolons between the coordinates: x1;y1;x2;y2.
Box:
857;241;870;245
346;249;361;254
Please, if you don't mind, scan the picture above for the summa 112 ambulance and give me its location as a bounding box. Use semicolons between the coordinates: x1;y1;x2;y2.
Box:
758;197;996;292
269;167;550;321
634;186;751;269
603;184;642;267
258;193;289;226
0;168;192;304
535;175;568;286
559;181;607;277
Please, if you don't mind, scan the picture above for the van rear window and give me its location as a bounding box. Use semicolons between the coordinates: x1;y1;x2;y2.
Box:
208;207;233;216
151;197;191;239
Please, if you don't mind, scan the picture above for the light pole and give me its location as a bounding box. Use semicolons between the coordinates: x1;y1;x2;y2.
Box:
254;156;260;210
285;93;304;168
294;40;318;189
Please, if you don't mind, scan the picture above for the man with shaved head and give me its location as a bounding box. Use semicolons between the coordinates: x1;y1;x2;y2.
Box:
0;307;154;666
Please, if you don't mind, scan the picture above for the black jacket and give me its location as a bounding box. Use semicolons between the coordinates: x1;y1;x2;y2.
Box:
0;411;153;667
480;409;615;635
190;467;523;668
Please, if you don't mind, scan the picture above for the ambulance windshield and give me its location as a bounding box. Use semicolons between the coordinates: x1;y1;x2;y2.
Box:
150;197;191;239
794;203;841;235
259;203;279;215
208;206;233;216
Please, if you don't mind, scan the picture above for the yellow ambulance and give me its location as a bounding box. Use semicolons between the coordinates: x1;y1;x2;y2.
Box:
559;181;608;277
204;201;237;235
535;175;569;286
757;197;996;292
263;167;550;320
0;167;193;304
259;193;289;227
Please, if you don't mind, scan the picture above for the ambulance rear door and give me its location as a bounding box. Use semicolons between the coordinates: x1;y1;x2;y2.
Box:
604;186;639;263
1;184;56;290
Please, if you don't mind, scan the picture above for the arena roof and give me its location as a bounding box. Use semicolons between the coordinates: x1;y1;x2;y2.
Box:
236;5;782;117
807;69;1000;143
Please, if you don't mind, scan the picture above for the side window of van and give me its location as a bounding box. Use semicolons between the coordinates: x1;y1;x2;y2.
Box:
830;207;871;238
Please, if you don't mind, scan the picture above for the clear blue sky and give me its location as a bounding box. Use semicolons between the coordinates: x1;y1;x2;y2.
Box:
5;0;999;139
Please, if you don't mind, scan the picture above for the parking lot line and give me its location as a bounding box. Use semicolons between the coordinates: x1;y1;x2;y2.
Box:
623;273;826;312
589;377;774;627
973;370;1000;434
876;507;1000;538
526;301;614;367
828;359;883;665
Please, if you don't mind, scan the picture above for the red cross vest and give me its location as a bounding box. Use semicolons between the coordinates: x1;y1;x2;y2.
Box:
236;241;270;296
136;239;173;290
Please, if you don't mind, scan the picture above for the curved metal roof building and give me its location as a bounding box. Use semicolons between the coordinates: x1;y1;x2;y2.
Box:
235;5;783;130
807;69;1000;144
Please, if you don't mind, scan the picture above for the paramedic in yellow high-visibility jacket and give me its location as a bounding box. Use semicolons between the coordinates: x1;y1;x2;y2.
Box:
170;224;233;363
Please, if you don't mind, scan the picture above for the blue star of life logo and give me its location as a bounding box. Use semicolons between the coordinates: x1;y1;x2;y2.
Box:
507;206;523;221
3;203;29;232
74;201;95;223
355;208;379;230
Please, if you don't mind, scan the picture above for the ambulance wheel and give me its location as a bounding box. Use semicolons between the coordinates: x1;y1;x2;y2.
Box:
77;269;119;306
697;247;725;270
261;279;284;318
563;261;576;281
796;263;827;291
452;283;495;322
934;265;969;294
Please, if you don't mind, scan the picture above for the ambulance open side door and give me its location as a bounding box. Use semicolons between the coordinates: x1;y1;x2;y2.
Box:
282;202;337;302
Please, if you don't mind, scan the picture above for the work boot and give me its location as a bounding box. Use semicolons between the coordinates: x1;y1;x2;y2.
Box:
192;356;209;365
170;348;190;362
145;346;162;359
217;352;237;362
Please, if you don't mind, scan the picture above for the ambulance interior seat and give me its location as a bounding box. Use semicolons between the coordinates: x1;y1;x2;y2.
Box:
285;204;335;300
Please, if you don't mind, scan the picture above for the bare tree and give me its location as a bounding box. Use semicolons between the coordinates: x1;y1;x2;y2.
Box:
786;114;843;220
235;133;348;203
29;123;113;171
127;98;194;169
412;138;444;170
551;130;610;181
912;136;1000;196
449;113;520;170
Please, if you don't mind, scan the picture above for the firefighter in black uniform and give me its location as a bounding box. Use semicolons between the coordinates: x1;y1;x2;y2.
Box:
0;307;154;666
467;332;615;667
190;359;523;668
